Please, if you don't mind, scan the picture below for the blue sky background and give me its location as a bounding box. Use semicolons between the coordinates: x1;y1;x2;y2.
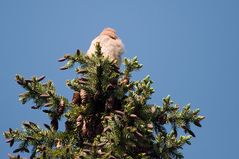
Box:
1;0;239;158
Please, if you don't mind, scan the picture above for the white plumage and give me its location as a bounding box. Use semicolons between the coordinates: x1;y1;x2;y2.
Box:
86;27;124;66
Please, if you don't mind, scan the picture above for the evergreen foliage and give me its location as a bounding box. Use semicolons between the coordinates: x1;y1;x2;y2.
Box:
4;43;204;159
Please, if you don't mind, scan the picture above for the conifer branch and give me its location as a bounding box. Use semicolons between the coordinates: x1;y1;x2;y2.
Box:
5;44;204;158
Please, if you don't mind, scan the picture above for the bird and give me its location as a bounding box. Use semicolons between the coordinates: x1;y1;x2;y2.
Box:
86;27;124;66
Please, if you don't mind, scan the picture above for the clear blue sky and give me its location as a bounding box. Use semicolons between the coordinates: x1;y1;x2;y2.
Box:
1;1;238;158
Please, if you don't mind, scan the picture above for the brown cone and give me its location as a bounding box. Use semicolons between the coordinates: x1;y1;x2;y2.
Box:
51;118;58;131
80;89;88;104
72;91;81;105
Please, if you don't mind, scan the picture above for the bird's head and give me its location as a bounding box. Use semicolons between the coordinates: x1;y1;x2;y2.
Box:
100;27;118;39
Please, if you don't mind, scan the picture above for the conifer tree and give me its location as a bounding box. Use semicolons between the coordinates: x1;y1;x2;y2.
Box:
4;43;204;159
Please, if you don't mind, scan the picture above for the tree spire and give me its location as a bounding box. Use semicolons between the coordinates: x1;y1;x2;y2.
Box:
4;42;204;159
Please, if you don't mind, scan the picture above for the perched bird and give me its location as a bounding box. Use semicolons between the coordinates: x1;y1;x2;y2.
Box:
86;27;124;66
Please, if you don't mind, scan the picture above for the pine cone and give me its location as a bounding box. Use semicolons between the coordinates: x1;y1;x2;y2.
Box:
51;118;58;131
76;115;83;128
72;91;81;105
81;120;87;136
80;89;88;104
57;99;65;114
